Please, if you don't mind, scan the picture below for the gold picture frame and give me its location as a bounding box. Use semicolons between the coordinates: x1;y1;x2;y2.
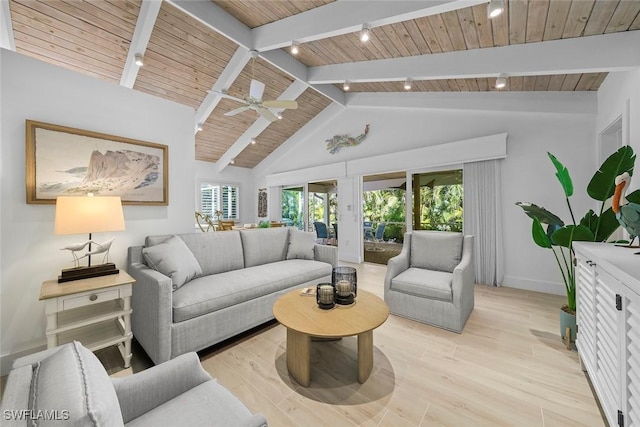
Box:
26;120;168;205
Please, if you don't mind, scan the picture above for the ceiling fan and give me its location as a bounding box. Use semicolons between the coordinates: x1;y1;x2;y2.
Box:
211;79;298;122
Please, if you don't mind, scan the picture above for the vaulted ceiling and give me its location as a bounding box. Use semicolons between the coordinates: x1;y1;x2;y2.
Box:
3;0;640;170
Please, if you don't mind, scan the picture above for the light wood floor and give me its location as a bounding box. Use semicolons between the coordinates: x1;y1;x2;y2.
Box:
105;262;605;427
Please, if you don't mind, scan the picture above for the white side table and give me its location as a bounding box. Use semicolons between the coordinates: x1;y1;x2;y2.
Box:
39;271;135;368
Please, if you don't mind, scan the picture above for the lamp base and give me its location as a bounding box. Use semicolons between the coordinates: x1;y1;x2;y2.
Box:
58;263;119;283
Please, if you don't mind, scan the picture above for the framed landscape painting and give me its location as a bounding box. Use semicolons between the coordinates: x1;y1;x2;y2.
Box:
26;120;168;205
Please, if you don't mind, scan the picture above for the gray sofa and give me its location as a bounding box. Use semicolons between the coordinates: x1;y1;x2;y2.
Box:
0;341;267;426
384;231;474;333
128;227;337;364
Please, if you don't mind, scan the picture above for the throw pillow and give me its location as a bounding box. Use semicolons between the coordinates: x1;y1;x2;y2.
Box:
31;341;124;426
286;229;316;260
142;235;202;290
410;231;463;273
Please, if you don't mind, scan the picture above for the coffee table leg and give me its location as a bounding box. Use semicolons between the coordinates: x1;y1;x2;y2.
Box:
287;328;311;387
358;330;374;383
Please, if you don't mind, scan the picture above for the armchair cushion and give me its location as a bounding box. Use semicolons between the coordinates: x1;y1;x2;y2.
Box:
286;230;316;260
410;231;462;273
391;268;453;302
143;235;202;290
31;341;124;426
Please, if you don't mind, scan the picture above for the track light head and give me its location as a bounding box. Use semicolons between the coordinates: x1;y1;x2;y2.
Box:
360;24;371;42
277;112;283;120
250;137;256;145
495;74;508;89
196;123;204;132
343;80;350;91
134;53;144;67
404;78;412;91
487;0;504;18
291;41;299;55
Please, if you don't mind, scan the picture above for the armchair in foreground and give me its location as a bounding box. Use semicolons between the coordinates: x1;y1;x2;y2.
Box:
384;231;474;333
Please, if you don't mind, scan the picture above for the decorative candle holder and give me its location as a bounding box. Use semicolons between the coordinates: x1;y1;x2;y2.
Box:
316;283;335;310
332;266;357;305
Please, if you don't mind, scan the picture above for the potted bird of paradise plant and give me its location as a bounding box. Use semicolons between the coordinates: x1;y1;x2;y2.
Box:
516;146;638;342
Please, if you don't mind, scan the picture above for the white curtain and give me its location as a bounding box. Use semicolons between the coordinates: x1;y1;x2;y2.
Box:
463;160;504;286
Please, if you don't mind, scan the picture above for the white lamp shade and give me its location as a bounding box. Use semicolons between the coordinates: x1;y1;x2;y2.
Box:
55;196;125;235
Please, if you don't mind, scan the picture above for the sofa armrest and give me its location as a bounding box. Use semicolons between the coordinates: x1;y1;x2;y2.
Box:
11;345;67;369
239;414;268;427
111;352;212;423
314;244;337;267
384;233;411;295
452;235;475;308
127;246;173;365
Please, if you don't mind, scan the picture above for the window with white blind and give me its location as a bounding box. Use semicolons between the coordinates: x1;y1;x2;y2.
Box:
199;182;239;220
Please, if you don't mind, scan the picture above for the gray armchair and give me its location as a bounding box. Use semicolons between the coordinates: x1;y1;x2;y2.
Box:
384;231;474;333
0;341;267;426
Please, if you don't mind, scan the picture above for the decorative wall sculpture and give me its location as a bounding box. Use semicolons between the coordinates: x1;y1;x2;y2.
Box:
326;124;370;154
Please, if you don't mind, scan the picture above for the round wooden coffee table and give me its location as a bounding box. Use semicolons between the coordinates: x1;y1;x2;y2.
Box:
273;288;389;387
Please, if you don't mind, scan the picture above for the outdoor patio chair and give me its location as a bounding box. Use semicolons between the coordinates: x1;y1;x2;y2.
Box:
364;221;374;240
313;221;329;243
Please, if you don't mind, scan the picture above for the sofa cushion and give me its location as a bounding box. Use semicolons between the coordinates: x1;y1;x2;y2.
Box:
391;267;453;302
172;259;332;322
410;231;463;273
240;228;289;267
143;235;202;290
30;341;124;426
146;232;245;276
286;229;316;260
125;380;266;427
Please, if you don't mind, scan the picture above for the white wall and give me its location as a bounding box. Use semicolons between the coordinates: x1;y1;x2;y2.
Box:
0;49;196;368
257;105;596;295
597;70;640;155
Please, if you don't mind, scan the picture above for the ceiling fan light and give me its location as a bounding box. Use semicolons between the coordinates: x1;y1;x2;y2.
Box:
487;0;504;18
360;24;371;42
291;41;299;55
343;80;350;91
134;53;144;67
404;78;412;91
495;74;508;89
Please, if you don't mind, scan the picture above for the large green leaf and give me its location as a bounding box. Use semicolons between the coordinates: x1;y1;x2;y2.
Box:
627;189;640;204
532;217;552;248
548;152;573;197
515;202;564;226
595;207;620;242
551;225;595;248
588;146;635;201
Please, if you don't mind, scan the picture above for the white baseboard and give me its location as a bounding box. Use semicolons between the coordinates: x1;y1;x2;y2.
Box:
1;344;47;376
501;275;565;296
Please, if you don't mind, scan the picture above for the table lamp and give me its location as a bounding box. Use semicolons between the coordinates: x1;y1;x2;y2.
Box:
55;194;125;283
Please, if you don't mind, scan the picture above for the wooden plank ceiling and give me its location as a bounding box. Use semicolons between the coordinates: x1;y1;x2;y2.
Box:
7;0;640;168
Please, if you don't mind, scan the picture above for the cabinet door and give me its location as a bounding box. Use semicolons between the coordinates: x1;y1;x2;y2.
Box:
623;287;640;426
576;255;597;372
595;268;622;426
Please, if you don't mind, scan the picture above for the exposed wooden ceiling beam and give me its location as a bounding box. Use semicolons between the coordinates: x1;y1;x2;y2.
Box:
346;91;597;115
252;0;486;51
215;80;308;173
1;0;15;51
308;31;640;84
120;0;162;88
194;47;251;134
166;0;345;106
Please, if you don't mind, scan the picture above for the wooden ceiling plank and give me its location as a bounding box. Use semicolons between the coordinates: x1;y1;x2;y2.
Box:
563;0;596;38
252;0;486;51
10;10;128;61
543;0;572;41
547;74;567;90
371;25;402;59
1;0;16;50
509;0;529;45
490;0;510;46
574;72;600;90
477;78;490;91
560;73;581;90
120;0;161;88
522;76;537;91
390;22;421;57
584;0;619;36
526;0;550;42
413;16;442;53
456;7;481;50
92;0;141;26
427;13;455;52
534;74;551;90
10;0;132;49
465;78;480;91
441;10;467;51
590;71;609;90
509;76;524;91
605;0;640;32
137;50;218;93
471;4;494;48
307;31;640;83
401;20;432;55
630;8;640;30
56;0;136;36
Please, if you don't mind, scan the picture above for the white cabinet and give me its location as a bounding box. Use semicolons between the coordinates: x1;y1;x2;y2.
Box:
575;242;640;427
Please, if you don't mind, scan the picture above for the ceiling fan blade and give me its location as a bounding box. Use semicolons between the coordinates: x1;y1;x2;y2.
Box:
249;79;265;100
208;90;246;104
224;105;251;116
257;107;278;122
262;100;298;109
